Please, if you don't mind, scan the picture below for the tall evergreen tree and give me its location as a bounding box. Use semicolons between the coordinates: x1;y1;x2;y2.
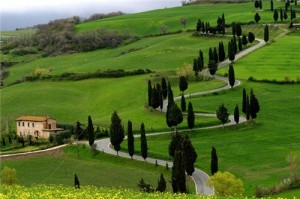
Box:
201;21;205;33
228;41;235;62
171;150;186;193
169;133;183;157
181;95;186;112
75;121;83;140
246;94;250;120
148;80;152;107
280;8;283;21
295;0;298;6
236;23;242;37
199;50;204;71
232;36;237;54
166;103;183;132
242;35;248;47
196;19;202;32
110;111;124;155
179;76;188;94
218;41;225;62
249;88;260;119
213;47;219;63
193;58;199;76
228;64;235;88
232;22;236;36
161;77;168;99
208;60;218;75
242;88;247;114
156;173;167;192
208;47;213;62
234;104;240;124
187;102;195;130
273;9;279;22
74;173;80;189
238;36;243;51
211;147;218;175
254;13;261;23
182;135;198;176
259;0;263;9
87;115;95;146
248;32;255;43
270;0;274;11
284;10;288;20
140;123;148;161
167;81;174;105
216;103;229;128
127;120;134;159
151;86;160;109
264;25;269;43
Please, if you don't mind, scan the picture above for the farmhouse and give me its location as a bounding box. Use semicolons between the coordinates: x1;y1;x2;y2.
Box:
16;116;63;139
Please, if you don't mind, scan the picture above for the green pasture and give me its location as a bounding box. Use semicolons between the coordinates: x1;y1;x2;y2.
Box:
76;1;284;36
1;75;224;132
126;82;300;195
217;34;300;81
3;32;230;85
1;144;196;192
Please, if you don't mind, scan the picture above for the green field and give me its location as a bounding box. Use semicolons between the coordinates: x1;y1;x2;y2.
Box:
1;145;194;192
76;1;284;36
1;0;300;197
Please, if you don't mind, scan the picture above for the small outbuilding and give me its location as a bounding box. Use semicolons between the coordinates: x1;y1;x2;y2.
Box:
16;116;63;139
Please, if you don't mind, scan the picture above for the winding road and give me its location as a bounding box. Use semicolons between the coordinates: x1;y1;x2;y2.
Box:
95;38;266;195
1;37;266;196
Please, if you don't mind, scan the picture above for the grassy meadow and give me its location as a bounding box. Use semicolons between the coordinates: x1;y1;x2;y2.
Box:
1;0;300;197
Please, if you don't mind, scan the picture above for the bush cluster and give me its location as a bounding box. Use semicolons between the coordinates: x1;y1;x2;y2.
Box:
248;76;300;84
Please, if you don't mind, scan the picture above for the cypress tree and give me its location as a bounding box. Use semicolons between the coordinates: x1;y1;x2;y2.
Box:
234;104;240;124
171;150;186;193
295;0;298;6
238;36;243;51
280;8;283;21
75;173;80;189
110;111;124;155
218;42;223;62
270;0;274;11
216;103;229;128
211;147;218;175
232;36;237;54
2;137;6;146
284;10;288;20
148;80;152;107
208;47;213;62
236;23;242;37
169;133;183;157
248;32;255;43
127;120;134;159
196;19;202;32
166;103;183;132
273;9;279;22
193;58;199;76
75;121;83;140
159;88;164;110
228;41;235;62
199;50;204;71
151;86;160;109
161;77;168;99
156;173;167;192
242;35;248;47
213;47;218;63
249;88;260;119
228;64;235;88
264;25;269;43
242;88;247;114
179;76;188;94
140;123;148;161
182;135;197;176
254;13;261;23
259;0;262;9
208;60;218;75
232;22;236;36
167;81;174;105
181;95;186;112
187;102;195;130
246;94;250;120
201;21;205;33
87;115;95;146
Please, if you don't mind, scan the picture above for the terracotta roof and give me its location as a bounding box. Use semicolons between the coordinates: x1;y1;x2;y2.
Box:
16;116;53;122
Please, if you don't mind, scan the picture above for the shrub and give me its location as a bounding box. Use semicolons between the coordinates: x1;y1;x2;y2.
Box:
137;178;154;193
11;47;37;56
54;130;72;145
1;167;18;185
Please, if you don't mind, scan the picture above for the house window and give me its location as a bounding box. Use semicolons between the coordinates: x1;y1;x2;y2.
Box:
28;123;30;127
32;123;35;127
22;122;24;126
48;124;52;129
18;122;20;126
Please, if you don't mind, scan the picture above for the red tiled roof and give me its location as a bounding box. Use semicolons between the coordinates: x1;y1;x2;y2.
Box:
16;116;53;122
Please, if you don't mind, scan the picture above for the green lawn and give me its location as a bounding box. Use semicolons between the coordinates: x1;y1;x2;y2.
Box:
1;145;195;193
217;34;300;81
76;1;283;36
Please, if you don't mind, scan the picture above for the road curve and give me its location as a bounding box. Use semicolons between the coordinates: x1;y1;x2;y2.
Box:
1;38;266;195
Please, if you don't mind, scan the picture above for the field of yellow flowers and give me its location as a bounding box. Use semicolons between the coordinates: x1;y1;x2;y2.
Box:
0;185;215;199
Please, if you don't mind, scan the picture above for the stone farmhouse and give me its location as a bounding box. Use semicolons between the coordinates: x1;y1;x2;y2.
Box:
16;116;63;139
